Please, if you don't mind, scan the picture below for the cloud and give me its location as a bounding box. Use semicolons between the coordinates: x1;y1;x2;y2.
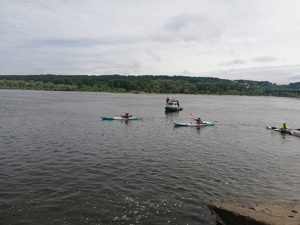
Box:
252;56;278;62
164;14;194;32
25;37;142;48
146;50;161;62
218;59;246;66
287;72;300;82
162;14;223;43
1;0;300;84
207;65;300;84
181;69;192;75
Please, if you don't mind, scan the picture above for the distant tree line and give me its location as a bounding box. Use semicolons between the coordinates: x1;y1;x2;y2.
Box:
0;74;299;97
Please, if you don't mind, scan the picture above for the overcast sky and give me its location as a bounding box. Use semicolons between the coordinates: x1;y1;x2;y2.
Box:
1;0;300;84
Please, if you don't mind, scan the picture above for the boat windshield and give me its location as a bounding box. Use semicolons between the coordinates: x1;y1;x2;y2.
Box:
167;102;177;106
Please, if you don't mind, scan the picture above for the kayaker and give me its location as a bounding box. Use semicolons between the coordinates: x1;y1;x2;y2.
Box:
279;123;289;131
123;112;129;118
195;117;202;124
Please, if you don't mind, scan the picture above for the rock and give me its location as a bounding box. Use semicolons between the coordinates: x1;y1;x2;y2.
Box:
209;202;300;225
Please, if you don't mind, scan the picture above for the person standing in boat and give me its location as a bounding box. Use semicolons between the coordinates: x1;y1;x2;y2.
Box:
166;97;170;103
177;100;180;107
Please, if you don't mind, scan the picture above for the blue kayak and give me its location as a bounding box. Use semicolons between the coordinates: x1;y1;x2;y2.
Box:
101;116;143;121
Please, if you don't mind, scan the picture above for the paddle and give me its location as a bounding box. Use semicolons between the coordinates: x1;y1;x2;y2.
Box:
270;126;293;135
271;126;299;131
190;112;194;119
268;125;299;136
284;128;300;131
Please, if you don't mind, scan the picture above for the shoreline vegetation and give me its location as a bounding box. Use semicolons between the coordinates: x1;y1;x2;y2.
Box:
0;74;299;97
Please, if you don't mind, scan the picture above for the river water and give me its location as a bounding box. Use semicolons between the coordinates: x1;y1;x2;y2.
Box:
0;90;299;225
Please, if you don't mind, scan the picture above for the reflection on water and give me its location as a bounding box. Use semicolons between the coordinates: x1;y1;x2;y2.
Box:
0;90;300;225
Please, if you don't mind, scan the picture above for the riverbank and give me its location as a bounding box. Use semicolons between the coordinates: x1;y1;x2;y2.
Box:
1;74;300;97
209;201;300;225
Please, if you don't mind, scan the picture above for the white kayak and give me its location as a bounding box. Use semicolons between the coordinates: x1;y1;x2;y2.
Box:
101;116;143;121
174;121;215;127
266;125;300;137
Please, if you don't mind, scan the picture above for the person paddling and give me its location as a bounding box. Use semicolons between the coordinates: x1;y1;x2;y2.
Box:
194;117;202;129
122;112;130;118
280;123;289;131
279;123;291;134
195;117;202;125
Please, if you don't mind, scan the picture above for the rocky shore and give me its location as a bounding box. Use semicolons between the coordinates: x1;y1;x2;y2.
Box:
209;202;300;225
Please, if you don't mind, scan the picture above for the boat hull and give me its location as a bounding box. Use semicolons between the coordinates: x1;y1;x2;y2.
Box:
174;121;215;127
165;107;183;112
101;116;143;121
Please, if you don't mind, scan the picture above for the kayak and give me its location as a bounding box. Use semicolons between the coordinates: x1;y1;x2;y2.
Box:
174;121;215;127
291;130;300;137
101;116;143;121
266;126;300;137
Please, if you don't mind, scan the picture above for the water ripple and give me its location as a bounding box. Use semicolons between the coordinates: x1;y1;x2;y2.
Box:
1;90;300;224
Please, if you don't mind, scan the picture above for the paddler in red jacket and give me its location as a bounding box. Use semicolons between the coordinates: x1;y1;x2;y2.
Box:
195;117;202;125
122;112;129;118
